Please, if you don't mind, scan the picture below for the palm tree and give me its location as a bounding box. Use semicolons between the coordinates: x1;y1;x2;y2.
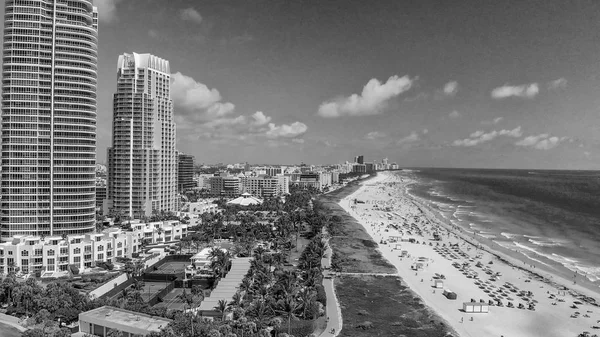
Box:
274;294;302;335
297;288;317;319
214;299;229;321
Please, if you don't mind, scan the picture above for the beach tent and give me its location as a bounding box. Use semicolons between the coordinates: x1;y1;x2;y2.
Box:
463;302;489;313
434;280;444;288
443;289;457;300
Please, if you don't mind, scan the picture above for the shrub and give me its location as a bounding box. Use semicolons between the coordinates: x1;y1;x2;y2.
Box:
316;284;326;306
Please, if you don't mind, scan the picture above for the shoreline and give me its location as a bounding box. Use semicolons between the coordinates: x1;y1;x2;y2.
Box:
403;179;600;307
338;171;598;337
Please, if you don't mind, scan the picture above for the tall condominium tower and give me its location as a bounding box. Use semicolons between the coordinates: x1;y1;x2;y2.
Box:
0;0;99;240
107;53;176;219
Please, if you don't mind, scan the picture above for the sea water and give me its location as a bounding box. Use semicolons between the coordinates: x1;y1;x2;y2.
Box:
402;168;600;283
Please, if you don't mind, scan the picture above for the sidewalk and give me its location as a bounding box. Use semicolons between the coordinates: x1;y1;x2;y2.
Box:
319;233;343;337
0;312;27;332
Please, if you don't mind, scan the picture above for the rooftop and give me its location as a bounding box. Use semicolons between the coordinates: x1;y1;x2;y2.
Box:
80;306;172;333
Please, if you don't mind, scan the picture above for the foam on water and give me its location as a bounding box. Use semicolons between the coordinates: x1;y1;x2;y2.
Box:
500;232;518;239
528;238;566;247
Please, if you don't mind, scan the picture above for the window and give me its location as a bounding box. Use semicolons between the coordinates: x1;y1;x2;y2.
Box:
97;245;103;251
60;248;68;255
34;249;42;256
47;249;55;256
97;253;103;260
21;250;28;257
74;256;81;263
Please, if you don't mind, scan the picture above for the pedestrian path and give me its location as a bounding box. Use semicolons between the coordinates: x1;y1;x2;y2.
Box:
319;232;342;337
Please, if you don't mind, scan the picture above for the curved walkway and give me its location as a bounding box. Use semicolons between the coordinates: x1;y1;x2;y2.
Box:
0;312;27;332
319;232;342;337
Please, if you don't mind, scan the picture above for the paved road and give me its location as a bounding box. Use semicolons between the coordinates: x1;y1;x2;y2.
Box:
319;236;343;337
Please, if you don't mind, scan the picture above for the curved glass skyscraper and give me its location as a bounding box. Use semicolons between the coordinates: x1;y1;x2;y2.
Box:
1;0;98;240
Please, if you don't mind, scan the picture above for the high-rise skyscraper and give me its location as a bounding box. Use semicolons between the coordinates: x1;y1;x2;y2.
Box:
177;152;195;192
107;53;176;219
0;0;99;240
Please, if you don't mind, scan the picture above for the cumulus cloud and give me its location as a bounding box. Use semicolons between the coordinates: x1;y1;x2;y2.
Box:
171;72;233;120
515;134;568;150
250;111;271;126
491;83;539;99
292;138;305;144
365;131;386;140
172;72;307;143
95;0;123;23
449;110;461;119
396;131;420;145
180;8;203;24
453;126;522;147
318;75;414;118
482;117;503;125
443;81;459;96
265;122;308;138
547;78;567;90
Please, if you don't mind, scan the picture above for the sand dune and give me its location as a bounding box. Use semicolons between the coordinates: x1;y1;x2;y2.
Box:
339;171;598;337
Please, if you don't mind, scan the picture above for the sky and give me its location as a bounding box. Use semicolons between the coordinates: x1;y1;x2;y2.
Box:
9;0;600;168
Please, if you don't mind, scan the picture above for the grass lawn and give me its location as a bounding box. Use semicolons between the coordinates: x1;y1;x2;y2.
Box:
0;322;22;337
335;275;454;337
319;179;397;274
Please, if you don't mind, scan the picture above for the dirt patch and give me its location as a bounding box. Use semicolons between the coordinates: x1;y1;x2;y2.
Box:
335;275;455;337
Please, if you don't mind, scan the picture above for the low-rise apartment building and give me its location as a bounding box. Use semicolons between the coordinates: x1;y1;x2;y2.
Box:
0;221;188;276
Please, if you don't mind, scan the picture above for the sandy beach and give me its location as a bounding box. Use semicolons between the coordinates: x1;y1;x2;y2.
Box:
338;171;599;337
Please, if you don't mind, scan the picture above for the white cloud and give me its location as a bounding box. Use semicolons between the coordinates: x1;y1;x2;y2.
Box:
482;117;504;125
365;131;386;140
453;126;522;147
547;78;567;90
318;75;414;118
95;0;123;23
292;138;305;144
148;29;159;39
584;151;591;159
499;126;523;138
171;72;233;121
265;122;308;138
491;83;539;99
443;81;459;96
396;131;420;145
250;111;271;126
422;129;429;135
172;72;307;143
470;130;484;138
449;110;461;119
180;8;203;24
515;133;568;150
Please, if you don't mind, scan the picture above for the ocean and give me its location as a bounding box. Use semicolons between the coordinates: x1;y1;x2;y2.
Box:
402;168;600;284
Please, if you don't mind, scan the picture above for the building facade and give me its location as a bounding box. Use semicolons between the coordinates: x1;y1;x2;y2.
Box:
242;175;289;198
0;220;188;275
209;175;241;197
107;53;176;219
177;152;195;192
0;0;99;240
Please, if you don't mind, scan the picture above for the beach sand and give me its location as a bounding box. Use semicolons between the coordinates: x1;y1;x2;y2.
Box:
338;171;599;337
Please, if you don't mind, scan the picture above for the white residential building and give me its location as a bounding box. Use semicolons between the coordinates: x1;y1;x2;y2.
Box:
107;53;176;219
0;221;188;275
1;0;99;240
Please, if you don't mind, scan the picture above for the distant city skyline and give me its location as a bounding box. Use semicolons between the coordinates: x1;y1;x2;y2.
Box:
4;0;600;169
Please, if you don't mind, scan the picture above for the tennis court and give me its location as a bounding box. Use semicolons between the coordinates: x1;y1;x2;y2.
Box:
150;261;189;275
140;281;170;302
153;288;201;311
